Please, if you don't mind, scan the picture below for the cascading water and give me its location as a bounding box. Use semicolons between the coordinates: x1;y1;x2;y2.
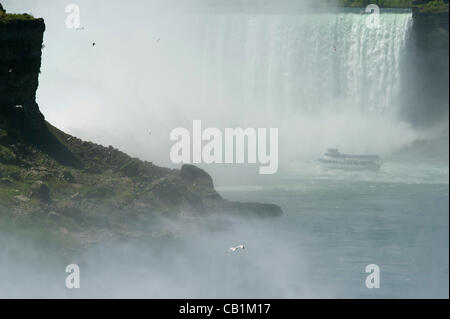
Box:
163;9;418;160
196;9;413;116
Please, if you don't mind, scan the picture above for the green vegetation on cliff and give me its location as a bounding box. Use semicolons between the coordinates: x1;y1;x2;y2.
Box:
0;11;36;24
337;0;449;13
338;0;413;7
416;0;449;12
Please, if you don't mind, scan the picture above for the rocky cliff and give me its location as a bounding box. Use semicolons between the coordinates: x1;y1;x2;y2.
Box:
0;5;282;246
0;9;46;130
401;6;449;126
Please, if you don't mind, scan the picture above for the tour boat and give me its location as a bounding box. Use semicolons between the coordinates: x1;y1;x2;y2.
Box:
319;149;380;170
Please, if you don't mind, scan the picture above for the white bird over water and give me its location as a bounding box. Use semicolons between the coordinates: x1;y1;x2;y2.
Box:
229;244;245;252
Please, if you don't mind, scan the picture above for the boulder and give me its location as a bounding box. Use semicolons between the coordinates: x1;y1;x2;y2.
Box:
241;202;283;217
180;164;221;199
220;201;283;217
180;164;214;188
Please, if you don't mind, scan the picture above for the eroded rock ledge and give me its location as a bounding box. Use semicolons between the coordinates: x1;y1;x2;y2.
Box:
1;122;282;245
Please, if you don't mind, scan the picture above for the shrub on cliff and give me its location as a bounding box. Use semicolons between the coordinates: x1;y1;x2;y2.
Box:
0;3;37;23
0;145;16;164
416;0;449;13
0;11;36;24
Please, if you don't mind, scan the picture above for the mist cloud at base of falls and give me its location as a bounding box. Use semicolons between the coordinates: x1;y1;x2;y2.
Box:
0;212;336;298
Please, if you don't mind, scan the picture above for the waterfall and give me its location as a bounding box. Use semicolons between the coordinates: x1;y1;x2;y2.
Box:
195;9;413;116
33;4;418;163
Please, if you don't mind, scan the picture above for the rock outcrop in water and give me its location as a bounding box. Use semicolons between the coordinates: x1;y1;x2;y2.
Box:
0;5;282;245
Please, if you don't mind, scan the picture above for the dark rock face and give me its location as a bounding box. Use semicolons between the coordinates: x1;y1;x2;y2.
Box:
180;164;221;199
180;164;214;187
401;10;449;127
205;199;283;218
0;16;46;129
239;202;283;217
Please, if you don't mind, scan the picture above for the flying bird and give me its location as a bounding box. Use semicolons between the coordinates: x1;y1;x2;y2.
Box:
92;42;96;47
228;244;245;252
